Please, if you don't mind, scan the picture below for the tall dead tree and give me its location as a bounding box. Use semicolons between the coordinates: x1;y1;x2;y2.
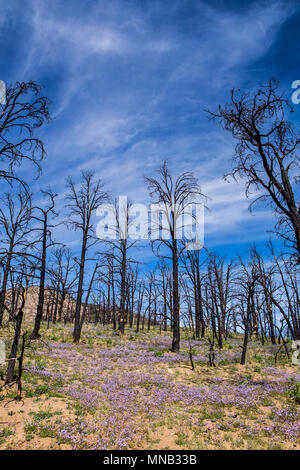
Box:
235;258;259;365
5;266;33;384
158;262;171;332
30;190;57;339
208;79;300;262
101;256;117;329
182;250;207;338
135;281;145;333
48;247;77;323
252;244;300;340
100;198;137;334
79;262;99;332
208;254;234;346
145;161;204;352
145;271;157;330
0;189;31;325
0;81;50;187
128;265;138;329
66;170;108;343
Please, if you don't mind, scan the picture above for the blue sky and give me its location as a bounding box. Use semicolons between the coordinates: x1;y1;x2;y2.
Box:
1;0;300;266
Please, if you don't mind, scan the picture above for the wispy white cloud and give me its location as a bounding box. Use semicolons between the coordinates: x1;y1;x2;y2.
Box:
2;0;297;258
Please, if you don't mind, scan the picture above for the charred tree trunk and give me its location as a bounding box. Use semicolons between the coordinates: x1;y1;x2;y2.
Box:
6;288;27;384
73;231;87;343
171;243;180;353
31;214;48;340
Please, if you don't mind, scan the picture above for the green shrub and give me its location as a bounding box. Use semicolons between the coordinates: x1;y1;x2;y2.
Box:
0;428;13;438
26;384;50;397
254;354;263;363
39;427;56;438
35;357;47;369
239;373;252;384
154;351;164;358
288;382;300;404
30;410;54;422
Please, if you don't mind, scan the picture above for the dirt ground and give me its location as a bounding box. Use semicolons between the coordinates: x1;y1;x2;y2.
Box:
1;322;299;450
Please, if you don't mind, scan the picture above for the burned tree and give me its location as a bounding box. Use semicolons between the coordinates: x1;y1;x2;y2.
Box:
66;171;108;343
208;79;300;262
182;250;207;338
5;266;34;385
30;190;57;339
158;262;172;332
0;189;31;326
79;262;100;333
48;247;77;323
145;161;204;352
0;81;50;187
252;244;300;340
99;198;138;334
207;254;234;347
235;258;259;365
135;281;145;334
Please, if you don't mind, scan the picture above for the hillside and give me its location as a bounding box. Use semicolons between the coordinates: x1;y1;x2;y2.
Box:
0;322;299;450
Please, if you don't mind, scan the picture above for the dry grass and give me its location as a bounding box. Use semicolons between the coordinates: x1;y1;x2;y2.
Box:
0;321;299;450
